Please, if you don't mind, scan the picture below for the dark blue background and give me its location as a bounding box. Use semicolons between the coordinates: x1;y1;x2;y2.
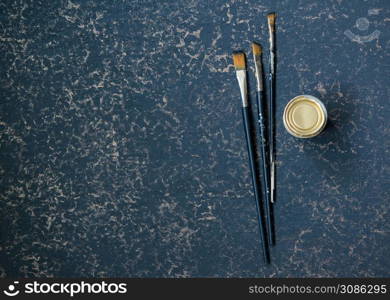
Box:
0;0;389;277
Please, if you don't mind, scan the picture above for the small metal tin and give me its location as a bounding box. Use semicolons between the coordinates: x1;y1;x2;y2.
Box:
283;95;327;138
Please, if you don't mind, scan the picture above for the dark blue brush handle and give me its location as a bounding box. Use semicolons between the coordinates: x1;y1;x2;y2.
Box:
256;91;275;246
242;106;270;264
268;73;276;206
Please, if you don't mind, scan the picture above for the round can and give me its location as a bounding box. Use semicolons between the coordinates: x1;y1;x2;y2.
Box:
283;95;327;138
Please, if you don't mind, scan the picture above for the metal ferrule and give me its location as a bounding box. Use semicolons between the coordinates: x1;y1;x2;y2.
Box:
268;22;275;45
236;70;248;107
253;55;264;92
269;51;275;75
268;24;275;75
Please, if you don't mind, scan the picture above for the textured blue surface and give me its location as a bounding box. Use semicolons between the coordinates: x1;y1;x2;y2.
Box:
0;0;389;277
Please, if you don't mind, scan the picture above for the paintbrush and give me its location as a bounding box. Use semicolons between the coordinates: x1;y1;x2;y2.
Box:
252;42;274;246
232;51;270;264
267;13;276;206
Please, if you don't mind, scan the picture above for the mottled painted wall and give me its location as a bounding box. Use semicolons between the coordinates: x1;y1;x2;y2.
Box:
0;0;389;277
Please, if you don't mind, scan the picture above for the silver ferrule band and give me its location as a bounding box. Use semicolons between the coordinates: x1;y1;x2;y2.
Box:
270;51;275;74
268;23;275;47
254;58;264;92
236;70;248;107
268;28;275;74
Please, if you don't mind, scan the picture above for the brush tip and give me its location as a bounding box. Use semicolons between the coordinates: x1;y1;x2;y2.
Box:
232;52;246;70
267;12;276;25
252;42;262;55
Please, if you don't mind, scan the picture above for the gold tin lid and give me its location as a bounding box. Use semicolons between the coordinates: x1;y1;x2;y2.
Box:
283;95;327;138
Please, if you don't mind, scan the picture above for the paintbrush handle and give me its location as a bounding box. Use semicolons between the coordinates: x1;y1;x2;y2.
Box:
256;91;274;246
268;74;275;205
242;106;270;264
268;14;276;205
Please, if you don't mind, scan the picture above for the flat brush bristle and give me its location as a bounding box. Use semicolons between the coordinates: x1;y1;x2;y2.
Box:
267;13;276;25
252;43;262;56
232;52;246;70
